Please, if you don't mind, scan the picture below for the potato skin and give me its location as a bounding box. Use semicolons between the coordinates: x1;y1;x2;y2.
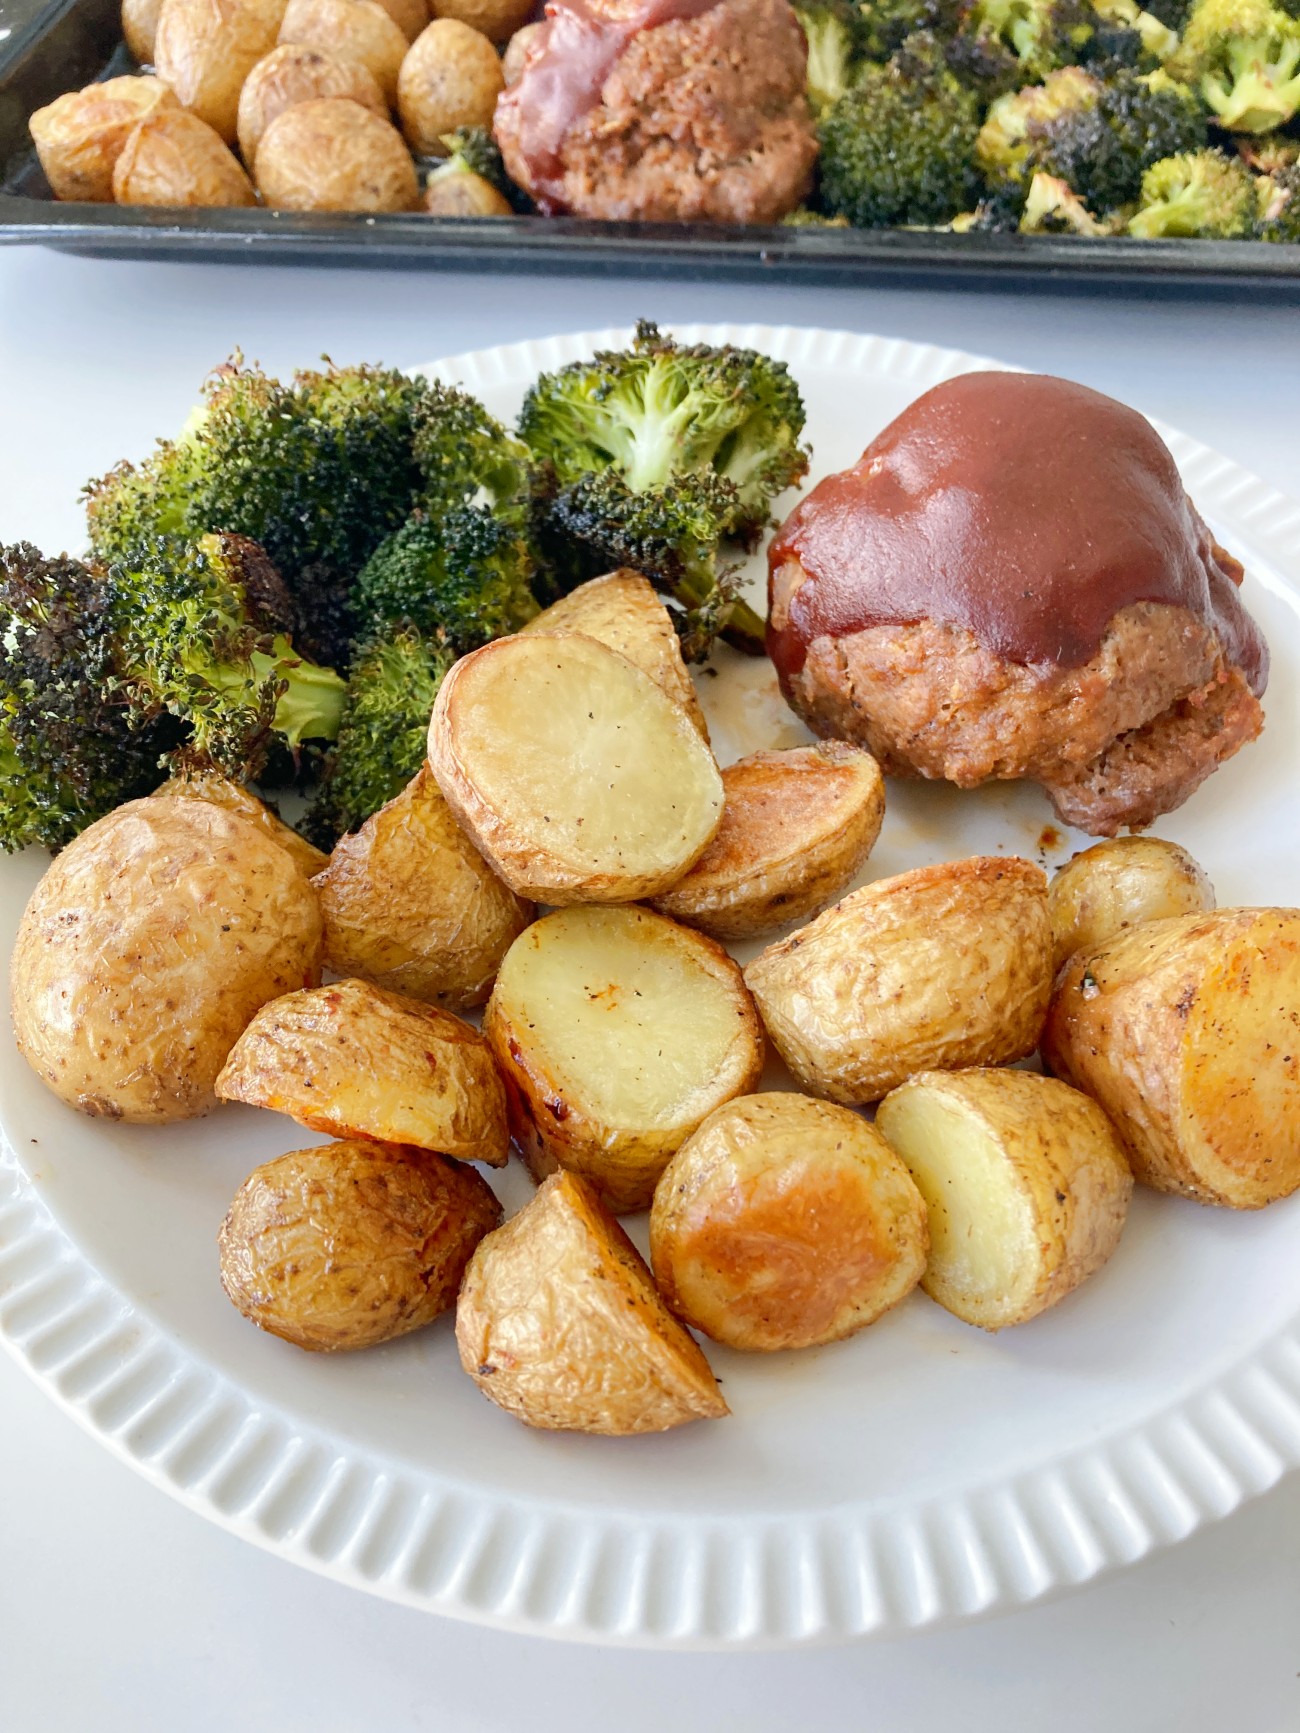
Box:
744;856;1053;1105
397;17;504;154
279;0;410;102
876;1068;1133;1330
313;765;533;1009
423;169;511;213
1042;909;1300;1209
216;978;509;1164
650;742;885;942
30;76;176;202
430;0;532;45
10;798;322;1124
456;1171;728;1433
154;768;328;877
123;0;165;62
237;43;388;168
1048;835;1214;973
256;96;418;209
154;0;287;143
220;1140;502;1351
650;1093;928;1352
371;0;427;41
485;905;765;1214
112;106;256;204
500;19;540;81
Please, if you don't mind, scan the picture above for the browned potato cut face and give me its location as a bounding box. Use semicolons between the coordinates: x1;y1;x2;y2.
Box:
154;768;328;876
650;742;884;942
123;0;165;62
428;633;724;903
650;1093;928;1351
520;571;707;738
397;17;504;153
876;1069;1132;1330
1044;908;1300;1209
9;798;322;1123
423;168;511;214
1048;835;1214;972
112;106;256;204
30;76;176;202
237;43;388;167
744;856;1053;1105
279;0;409;102
485;905;765;1214
220;1140;502;1350
313;764;533;1010
456;1171;728;1433
431;0;532;44
216;978;509;1164
155;0;287;143
256;97;419;210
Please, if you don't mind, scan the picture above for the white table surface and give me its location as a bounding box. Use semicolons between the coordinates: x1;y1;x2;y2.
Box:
1;246;1298;1733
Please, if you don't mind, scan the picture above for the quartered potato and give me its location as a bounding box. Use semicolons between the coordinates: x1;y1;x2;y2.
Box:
313;764;533;1010
29;76;176;202
154;0;287;143
10;798;322;1124
521;571;707;738
396;18;504;154
456;1171;728;1433
216;977;509;1165
744;857;1053;1105
279;0;409;103
112;106;256;205
649;1093;928;1352
237;43;388;168
154;767;328;877
484;905;765;1214
876;1069;1133;1331
650;742;884;942
220;1139;502;1350
1042;908;1300;1209
1048;835;1215;973
428;632;724;904
256;98;419;211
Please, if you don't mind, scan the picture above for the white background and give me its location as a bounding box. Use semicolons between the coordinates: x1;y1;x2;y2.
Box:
1;247;1298;1731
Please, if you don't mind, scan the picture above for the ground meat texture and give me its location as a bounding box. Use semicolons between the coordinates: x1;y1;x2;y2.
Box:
493;0;817;222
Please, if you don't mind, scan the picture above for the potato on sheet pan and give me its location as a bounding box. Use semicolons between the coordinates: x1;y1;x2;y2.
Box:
29;76;176;202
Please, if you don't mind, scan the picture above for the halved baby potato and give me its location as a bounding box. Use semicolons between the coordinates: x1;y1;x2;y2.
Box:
29;75;176;202
456;1170;728;1433
484;904;765;1213
216;977;508;1164
875;1068;1133;1330
312;764;534;1010
649;1093;928;1352
428;632;724;903
650;742;884;942
1048;835;1215;973
154;767;328;878
520;570;707;738
1042;907;1300;1209
744;856;1053;1105
220;1139;502;1350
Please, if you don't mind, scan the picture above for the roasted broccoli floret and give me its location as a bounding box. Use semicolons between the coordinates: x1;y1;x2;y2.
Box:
965;0;1097;75
1019;167;1115;224
949;182;1028;224
351;506;538;651
1032;66;1207;206
1090;0;1181;57
1127;146;1259;229
1255;158;1300;231
0;543;176;852
304;623;455;846
1170;0;1300;128
411;381;536;527
793;0;870;110
436;126;534;211
818;33;983;226
976;63;1101;178
781;206;854;224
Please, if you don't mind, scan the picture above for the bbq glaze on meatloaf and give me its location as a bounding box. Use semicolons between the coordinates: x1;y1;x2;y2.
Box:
767;372;1268;836
493;0;817;222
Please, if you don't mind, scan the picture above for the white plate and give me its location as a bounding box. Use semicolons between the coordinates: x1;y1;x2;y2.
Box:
4;325;1300;1652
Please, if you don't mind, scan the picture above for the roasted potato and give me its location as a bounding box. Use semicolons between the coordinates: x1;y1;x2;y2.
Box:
456;1171;728;1433
430;0;532;45
428;633;724;903
1048;835;1215;973
154;768;328;877
500;19;540;82
220;1140;502;1350
237;43;388;167
216;978;509;1164
396;18;504;154
744;857;1053;1105
876;1069;1133;1330
154;0;287;143
520;571;707;738
423;168;511;214
371;0;427;41
484;905;764;1213
9;798;322;1124
112;106;257;205
29;76;176;202
256;97;419;210
1042;908;1300;1209
649;1093;928;1352
650;742;885;942
313;765;533;1010
123;0;165;62
279;0;409;103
